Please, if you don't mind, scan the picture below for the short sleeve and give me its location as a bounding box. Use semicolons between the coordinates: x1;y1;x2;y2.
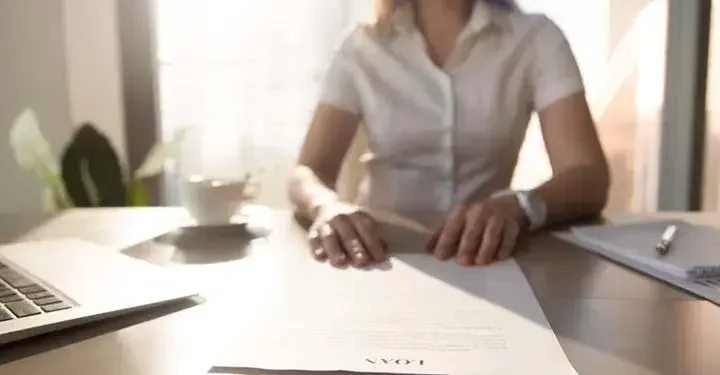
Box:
317;31;362;115
530;17;585;112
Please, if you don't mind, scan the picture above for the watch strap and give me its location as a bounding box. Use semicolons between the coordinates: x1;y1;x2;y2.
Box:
491;189;546;231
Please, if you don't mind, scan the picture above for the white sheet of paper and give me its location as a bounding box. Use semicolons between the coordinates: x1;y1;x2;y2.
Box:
212;219;577;375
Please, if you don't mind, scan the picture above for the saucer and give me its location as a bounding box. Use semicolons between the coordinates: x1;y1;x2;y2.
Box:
178;212;249;231
175;204;274;238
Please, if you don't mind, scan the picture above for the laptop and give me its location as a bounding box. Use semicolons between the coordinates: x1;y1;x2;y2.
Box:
0;238;197;345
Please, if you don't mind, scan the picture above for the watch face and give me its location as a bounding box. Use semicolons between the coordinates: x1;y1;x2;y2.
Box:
528;193;543;213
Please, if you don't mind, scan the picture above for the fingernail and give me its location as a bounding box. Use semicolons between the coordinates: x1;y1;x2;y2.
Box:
355;252;366;260
459;256;473;266
313;248;323;256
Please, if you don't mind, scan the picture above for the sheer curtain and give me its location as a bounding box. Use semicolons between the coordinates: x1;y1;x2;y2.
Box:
155;0;371;207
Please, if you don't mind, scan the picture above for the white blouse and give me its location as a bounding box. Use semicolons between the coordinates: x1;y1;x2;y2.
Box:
318;1;584;227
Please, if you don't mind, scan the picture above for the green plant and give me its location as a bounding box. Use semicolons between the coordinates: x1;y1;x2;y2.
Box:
9;108;187;211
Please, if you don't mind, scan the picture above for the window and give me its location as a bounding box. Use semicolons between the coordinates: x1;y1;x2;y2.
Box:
513;0;667;212
155;0;371;206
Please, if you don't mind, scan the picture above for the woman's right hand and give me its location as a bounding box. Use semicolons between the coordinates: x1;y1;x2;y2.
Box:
308;202;388;268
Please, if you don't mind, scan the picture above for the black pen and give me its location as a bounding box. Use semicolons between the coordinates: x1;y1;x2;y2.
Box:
655;224;678;256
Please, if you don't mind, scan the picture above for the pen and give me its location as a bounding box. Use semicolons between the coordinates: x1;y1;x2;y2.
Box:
655;224;678;256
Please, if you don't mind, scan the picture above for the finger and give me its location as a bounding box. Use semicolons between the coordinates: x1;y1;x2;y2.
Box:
434;206;466;260
319;223;348;267
475;216;504;266
330;216;370;267
308;227;327;261
350;212;387;262
496;219;520;261
456;211;488;267
425;222;443;252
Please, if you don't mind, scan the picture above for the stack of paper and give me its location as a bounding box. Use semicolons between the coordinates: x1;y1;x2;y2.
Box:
213;242;578;374
557;219;720;305
569;220;720;280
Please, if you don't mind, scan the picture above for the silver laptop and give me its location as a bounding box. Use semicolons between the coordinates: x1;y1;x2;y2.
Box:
0;238;197;345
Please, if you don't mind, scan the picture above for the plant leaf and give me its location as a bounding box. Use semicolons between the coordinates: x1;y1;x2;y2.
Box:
41;171;73;209
126;178;150;206
42;187;59;212
9;108;59;177
134;126;189;179
61;123;126;207
80;159;100;206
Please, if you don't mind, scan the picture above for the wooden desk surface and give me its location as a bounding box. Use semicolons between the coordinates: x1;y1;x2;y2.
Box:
0;208;719;375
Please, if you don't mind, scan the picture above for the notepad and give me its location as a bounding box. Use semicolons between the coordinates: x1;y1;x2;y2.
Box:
555;219;720;305
569;220;720;280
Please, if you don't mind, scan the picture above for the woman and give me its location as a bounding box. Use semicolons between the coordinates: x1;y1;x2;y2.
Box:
288;0;610;268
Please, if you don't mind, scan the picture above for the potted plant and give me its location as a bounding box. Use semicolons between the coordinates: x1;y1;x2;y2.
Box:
9;108;187;211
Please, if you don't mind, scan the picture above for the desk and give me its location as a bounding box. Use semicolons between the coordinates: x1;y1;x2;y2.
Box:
0;208;719;375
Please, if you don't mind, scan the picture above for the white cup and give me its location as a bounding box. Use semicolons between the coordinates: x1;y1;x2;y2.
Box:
179;174;260;226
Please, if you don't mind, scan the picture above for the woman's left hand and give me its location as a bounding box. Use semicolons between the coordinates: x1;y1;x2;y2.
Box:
426;196;528;266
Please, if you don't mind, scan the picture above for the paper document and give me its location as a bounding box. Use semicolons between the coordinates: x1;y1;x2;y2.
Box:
213;237;577;374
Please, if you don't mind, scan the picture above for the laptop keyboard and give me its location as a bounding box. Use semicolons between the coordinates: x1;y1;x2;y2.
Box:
0;261;71;321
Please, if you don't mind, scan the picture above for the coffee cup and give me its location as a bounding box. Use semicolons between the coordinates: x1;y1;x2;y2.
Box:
179;173;260;226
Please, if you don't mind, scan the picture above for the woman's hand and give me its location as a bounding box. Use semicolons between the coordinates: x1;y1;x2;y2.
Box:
308;202;388;268
426;196;527;266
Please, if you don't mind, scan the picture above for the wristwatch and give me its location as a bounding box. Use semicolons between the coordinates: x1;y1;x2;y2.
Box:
514;190;547;231
492;189;548;232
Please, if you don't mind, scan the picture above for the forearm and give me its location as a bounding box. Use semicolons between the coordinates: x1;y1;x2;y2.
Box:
533;163;610;225
287;165;340;221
